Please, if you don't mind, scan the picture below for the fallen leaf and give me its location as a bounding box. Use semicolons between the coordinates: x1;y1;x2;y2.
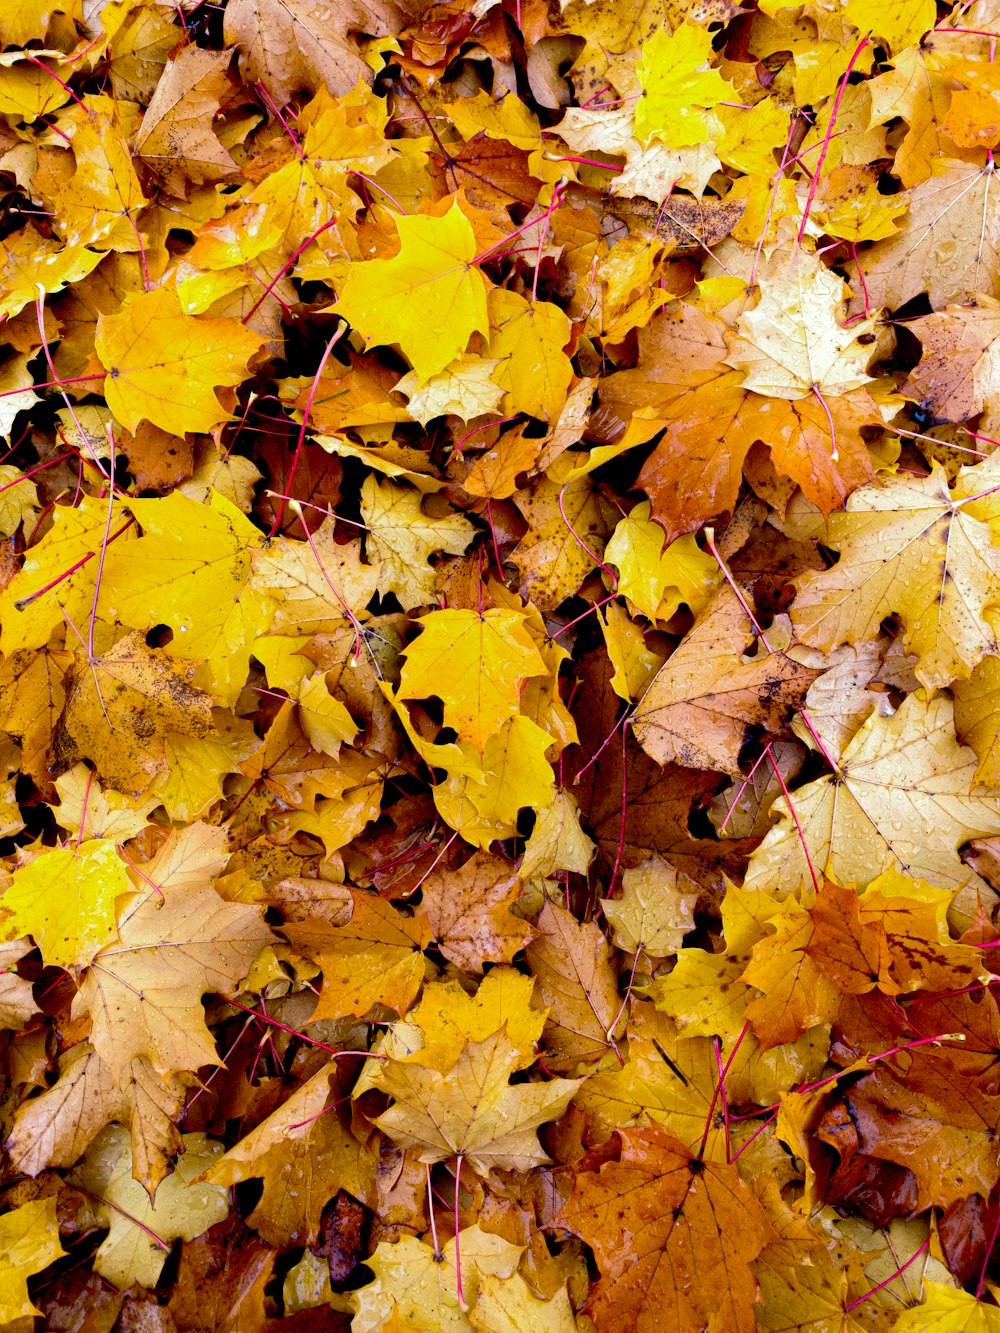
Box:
601;855;698;956
0;1197;65;1325
334;202;490;381
73;1125;229;1289
95;286;264;436
556;1125;772;1333
285;888;430;1021
415;850;535;973
632;583;819;778
0;838;132;971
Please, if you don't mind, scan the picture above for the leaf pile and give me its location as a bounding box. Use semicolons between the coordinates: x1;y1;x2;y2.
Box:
2;0;1000;1329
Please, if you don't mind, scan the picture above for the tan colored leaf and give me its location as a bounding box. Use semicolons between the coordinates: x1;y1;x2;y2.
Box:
633;584;818;777
525;900;625;1072
601;855;698;956
415;851;535;973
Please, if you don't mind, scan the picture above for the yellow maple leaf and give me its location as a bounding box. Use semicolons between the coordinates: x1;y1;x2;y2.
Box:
634;23;734;149
893;1283;1000;1331
60;632;216;796
74;826;272;1079
397;607;548;752
1;838;133;971
648;882;773;1044
396;354;505;426
8;1041;189;1197
791;461;1000;689
205;1063;376;1248
431;714;557;846
727;250;877;400
360;475;476;609
351;1226;523;1333
601;855;698;956
487;288;573;422
99;489;275;706
519;787;595;879
95;285;265;435
72;1125;228;1290
0;1197;65;1324
845;0;936;56
743;693;1000;922
252;513;379;637
296;671;359;756
373;1023;580;1173
55;96;148;251
334;201;490;381
598;603;664;702
362;969;544;1076
604;501;720;621
0;495;135;654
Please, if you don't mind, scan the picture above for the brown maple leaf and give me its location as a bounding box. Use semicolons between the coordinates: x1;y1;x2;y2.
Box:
556;1125;774;1333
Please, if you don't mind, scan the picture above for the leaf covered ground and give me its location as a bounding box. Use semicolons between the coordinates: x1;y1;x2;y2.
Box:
2;0;1000;1328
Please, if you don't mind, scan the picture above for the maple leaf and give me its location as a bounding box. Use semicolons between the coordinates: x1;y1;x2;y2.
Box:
487;288;573;421
744;692;1000;913
0;939;40;1031
525;899;626;1072
73;1124;230;1289
556;1125;773;1333
566;650;747;892
351;1226;523;1333
415;850;535;973
894;1284;1000;1330
903;298;1000;423
334;202;490;381
602;303;877;538
58;631;216;796
741;876;989;1050
648;881;772;1046
0;494;135;655
397;353;505;426
424;714;556;846
224;0;411;104
791;461;1000;689
372;1025;581;1173
8;1041;188;1196
634;22;734;148
604;501;719;622
858;161;1000;310
509;475;613;610
95;286;264;436
397;607;548;753
205;1064;377;1247
360;475;476;610
601;855;698;957
727;250;877;400
575;1004;721;1154
73;826;273;1079
284;888;430;1021
251;512;379;637
99;489;275;706
471;1274;579;1333
520;787;595;880
632;583;819;778
0;838;133;971
823;1051;1000;1210
0;1198;65;1325
134;47;239;196
54;97;148;251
